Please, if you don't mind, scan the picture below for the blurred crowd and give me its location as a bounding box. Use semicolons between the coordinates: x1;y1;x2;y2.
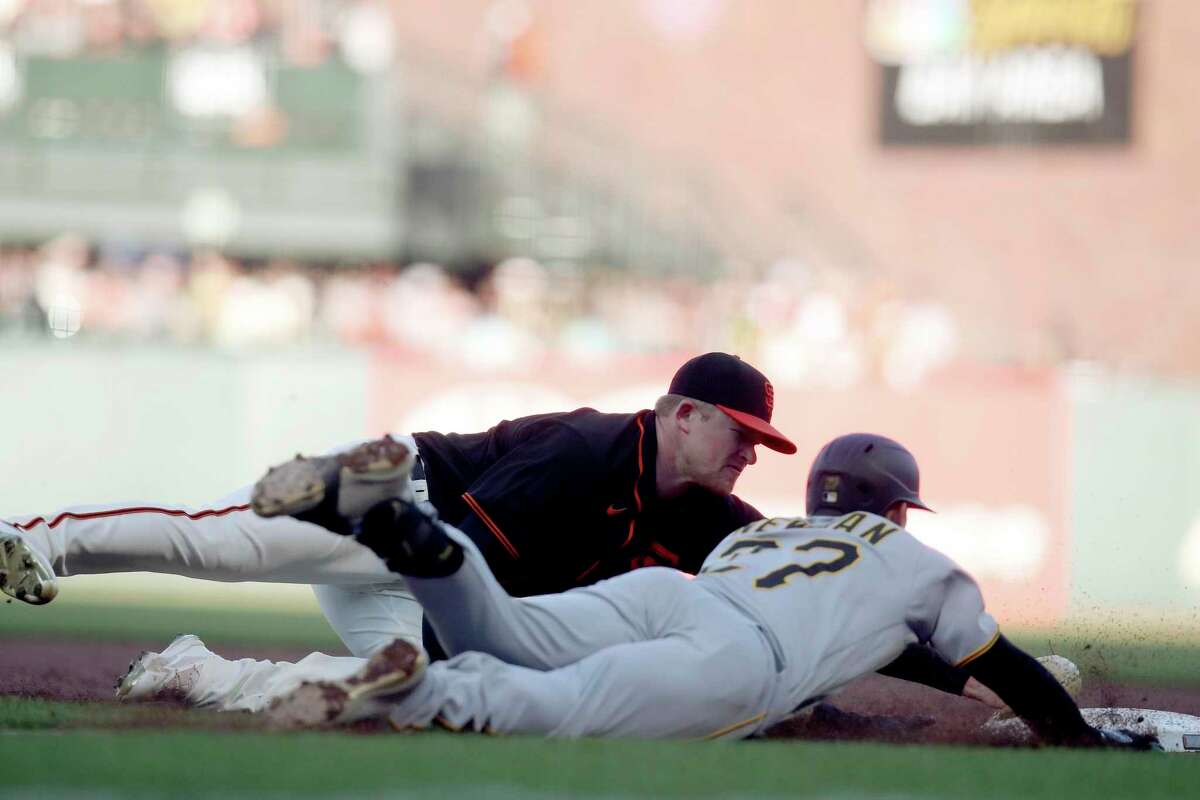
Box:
0;235;960;391
0;3;960;391
0;0;390;68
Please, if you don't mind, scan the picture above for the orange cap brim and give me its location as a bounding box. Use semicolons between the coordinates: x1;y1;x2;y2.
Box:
716;405;797;455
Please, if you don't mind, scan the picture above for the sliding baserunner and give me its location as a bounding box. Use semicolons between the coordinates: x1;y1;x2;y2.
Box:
263;432;1158;749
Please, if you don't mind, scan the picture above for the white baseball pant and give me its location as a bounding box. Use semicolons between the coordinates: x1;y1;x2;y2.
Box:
3;436;424;665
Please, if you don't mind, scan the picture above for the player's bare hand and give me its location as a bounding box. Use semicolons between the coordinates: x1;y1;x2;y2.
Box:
962;677;1007;710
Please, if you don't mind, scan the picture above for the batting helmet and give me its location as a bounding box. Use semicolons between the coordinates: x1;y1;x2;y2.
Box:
805;433;933;517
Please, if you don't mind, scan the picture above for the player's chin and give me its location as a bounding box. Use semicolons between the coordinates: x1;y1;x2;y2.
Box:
702;469;740;495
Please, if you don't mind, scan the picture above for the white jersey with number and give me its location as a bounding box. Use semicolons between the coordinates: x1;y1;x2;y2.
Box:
694;512;999;716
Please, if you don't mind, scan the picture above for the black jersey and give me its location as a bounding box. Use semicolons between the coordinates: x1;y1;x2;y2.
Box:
413;409;763;596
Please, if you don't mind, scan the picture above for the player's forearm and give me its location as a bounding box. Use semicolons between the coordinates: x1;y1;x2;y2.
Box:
963;635;1098;746
878;644;970;696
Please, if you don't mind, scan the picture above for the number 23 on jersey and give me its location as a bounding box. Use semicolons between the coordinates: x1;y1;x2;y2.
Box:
700;513;901;589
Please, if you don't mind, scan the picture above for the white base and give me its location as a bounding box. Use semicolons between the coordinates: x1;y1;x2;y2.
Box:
982;707;1200;753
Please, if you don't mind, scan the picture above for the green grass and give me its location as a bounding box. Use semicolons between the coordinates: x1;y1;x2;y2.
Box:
4;602;1200;798
0;696;258;732
1006;631;1200;688
0;594;344;650
1;716;1196;799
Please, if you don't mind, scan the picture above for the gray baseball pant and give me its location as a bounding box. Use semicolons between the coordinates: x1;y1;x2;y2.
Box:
387;526;781;739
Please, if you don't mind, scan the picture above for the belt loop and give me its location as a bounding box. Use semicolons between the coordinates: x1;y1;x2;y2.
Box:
411;452;430;503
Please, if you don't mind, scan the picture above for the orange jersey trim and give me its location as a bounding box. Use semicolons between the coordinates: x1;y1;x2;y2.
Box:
632;413;646;514
620;413;649;549
954;628;1002;668
622;519;636;549
649;542;680;566
575;561;601;583
462;492;520;561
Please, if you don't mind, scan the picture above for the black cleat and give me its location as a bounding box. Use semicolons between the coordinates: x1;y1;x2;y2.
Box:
357;499;464;578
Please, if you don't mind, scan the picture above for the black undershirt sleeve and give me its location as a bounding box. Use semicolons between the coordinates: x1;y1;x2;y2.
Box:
878;644;970;696
961;635;1101;746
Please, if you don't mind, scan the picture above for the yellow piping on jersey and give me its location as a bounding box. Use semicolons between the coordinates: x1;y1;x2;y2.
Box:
954;628;1001;668
701;712;766;740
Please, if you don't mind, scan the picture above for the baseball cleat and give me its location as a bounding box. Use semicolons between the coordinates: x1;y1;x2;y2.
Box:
251;435;415;534
267;638;427;729
357;499;464;578
115;633;209;702
0;530;58;605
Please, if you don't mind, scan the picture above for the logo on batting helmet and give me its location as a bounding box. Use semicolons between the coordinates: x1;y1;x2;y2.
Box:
805;433;932;518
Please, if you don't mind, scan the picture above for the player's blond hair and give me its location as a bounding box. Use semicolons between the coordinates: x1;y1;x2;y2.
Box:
654;394;718;420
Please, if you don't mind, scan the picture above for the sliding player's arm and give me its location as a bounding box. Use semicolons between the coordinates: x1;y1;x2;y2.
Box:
959;635;1100;745
878;645;1005;709
922;553;1154;749
877;644;968;694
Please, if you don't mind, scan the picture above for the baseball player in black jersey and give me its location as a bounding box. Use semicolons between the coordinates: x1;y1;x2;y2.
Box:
394;352;793;657
2;353;796;712
410;350;791;597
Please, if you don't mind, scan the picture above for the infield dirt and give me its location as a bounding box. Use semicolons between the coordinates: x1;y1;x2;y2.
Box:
4;637;1199;746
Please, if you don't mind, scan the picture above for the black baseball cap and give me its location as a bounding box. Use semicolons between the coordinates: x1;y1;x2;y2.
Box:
668;352;797;454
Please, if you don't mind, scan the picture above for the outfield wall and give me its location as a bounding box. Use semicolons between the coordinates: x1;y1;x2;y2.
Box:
0;342;370;615
2;343;1197;631
1068;370;1200;624
1;342;369;507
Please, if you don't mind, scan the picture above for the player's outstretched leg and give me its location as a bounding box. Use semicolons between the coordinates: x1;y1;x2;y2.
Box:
266;638;427;728
352;499;649;669
286;487;646;671
117;633;397;713
0;528;57;605
116;633;211;702
251;435;414;535
270;599;776;739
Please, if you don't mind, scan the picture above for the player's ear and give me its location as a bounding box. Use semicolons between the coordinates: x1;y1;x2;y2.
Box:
884;502;908;527
674;400;699;432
